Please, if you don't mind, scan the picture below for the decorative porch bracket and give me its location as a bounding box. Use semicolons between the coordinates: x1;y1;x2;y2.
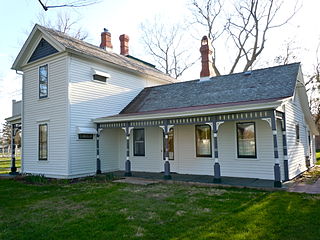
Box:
96;124;102;174
212;118;221;183
271;111;282;187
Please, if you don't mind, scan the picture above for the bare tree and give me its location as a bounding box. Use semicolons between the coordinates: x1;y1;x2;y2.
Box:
140;18;197;79
190;0;224;76
37;12;88;40
274;40;299;65
305;43;320;132
189;0;300;75
38;0;99;11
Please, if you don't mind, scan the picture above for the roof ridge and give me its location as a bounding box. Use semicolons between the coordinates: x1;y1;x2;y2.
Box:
37;24;175;82
209;62;301;80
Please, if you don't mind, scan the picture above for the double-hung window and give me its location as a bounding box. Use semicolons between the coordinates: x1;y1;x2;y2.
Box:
133;129;145;156
39;65;48;98
195;125;212;157
237;122;256;158
39;124;48;160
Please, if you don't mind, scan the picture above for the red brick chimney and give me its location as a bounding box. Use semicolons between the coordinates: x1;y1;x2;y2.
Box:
119;34;129;56
100;28;113;50
200;36;215;80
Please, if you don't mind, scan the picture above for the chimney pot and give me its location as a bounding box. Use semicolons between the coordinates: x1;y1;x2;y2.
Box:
200;36;215;80
119;34;130;56
100;28;113;50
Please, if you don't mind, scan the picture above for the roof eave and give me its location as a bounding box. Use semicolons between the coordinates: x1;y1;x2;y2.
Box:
5;115;21;124
65;48;176;84
93;100;283;123
12;24;65;71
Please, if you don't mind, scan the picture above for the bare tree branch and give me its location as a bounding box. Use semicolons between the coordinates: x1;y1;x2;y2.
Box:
140;17;197;79
190;0;300;75
38;0;99;11
190;0;224;75
37;12;88;40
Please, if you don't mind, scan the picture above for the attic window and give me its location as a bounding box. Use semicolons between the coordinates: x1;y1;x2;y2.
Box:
92;69;110;83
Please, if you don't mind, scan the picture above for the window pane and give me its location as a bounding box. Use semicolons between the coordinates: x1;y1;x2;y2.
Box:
133;129;145;156
78;134;93;139
39;124;48;160
237;123;256;158
39;65;48;98
196;125;212;157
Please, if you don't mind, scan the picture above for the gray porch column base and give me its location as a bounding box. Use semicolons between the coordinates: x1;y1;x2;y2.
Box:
283;160;289;181
164;161;171;179
125;160;132;176
96;160;101;174
9;170;19;175
213;162;221;183
274;163;282;188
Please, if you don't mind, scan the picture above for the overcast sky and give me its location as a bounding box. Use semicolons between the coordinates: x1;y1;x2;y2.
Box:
0;0;319;127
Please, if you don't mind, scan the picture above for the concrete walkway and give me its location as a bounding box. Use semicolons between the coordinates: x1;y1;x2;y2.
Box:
287;178;320;194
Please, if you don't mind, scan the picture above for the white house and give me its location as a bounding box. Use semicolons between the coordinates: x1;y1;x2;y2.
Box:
8;24;318;187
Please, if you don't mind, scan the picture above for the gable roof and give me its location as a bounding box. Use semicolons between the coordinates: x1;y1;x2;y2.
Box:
12;24;175;83
120;63;300;114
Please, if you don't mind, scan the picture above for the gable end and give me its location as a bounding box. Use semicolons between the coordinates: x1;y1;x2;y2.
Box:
28;38;59;63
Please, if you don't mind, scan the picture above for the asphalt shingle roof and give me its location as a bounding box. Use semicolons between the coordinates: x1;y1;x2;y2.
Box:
38;25;175;83
120;63;300;114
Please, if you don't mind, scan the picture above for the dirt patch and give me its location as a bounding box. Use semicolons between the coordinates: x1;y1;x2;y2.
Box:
294;166;320;184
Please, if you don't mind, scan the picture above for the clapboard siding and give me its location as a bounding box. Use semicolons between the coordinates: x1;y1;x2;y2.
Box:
286;93;309;179
130;127;163;172
175;125;214;175
173;120;275;179
68;57;165;176
100;128;121;172
22;57;68;177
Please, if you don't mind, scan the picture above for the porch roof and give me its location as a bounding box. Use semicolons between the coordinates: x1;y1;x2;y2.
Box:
94;99;282;123
122;63;299;114
94;63;300;123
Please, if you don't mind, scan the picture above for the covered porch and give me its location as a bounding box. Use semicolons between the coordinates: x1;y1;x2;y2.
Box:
4;100;22;175
94;109;289;188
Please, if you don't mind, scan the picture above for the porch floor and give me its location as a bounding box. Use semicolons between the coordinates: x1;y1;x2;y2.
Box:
112;171;277;189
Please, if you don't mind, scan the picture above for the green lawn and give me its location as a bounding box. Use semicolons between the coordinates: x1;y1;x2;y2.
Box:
0;157;21;174
1;178;320;240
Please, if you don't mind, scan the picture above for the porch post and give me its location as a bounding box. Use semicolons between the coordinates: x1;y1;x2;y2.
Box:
163;123;171;180
271;111;281;187
96;124;101;174
124;123;132;176
10;124;17;174
281;113;289;181
212;118;221;183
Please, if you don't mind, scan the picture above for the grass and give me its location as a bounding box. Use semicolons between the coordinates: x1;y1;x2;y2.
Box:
0;157;21;174
1;177;320;240
316;150;320;164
